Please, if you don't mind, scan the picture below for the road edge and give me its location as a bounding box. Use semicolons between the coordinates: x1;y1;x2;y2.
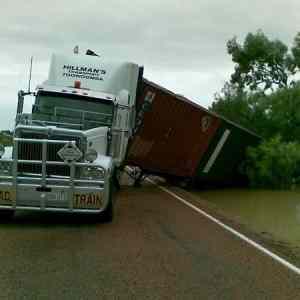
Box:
150;180;300;277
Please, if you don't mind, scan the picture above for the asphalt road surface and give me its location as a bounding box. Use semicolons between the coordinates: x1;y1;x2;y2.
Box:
0;183;299;300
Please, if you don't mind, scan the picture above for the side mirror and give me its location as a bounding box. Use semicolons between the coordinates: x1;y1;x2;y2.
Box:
17;90;25;114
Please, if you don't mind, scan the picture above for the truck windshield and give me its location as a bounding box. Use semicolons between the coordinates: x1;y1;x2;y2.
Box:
32;91;114;130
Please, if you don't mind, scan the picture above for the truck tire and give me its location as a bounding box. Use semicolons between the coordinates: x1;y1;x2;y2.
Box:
100;181;115;223
113;168;121;191
101;199;113;223
0;209;14;221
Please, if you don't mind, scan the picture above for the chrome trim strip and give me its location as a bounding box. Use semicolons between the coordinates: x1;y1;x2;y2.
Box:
13;139;18;209
0;176;13;180
17;177;104;185
42;141;47;186
69;163;75;211
14;138;76;145
0;205;103;214
14;183;103;191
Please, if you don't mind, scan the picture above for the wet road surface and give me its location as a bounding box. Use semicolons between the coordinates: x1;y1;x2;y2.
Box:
0;183;299;299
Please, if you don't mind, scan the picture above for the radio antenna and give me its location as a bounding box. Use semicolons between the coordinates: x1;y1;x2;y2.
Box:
28;56;33;94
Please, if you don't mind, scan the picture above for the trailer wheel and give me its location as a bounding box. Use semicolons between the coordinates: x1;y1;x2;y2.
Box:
0;209;14;221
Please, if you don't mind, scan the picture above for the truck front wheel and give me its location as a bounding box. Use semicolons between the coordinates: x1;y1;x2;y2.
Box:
101;199;113;223
100;181;115;223
0;209;14;221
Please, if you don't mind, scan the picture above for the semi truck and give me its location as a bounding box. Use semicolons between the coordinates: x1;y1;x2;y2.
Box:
0;52;141;221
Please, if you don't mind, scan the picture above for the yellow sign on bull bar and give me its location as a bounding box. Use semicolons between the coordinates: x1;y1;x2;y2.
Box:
0;187;102;209
73;192;103;209
0;188;16;205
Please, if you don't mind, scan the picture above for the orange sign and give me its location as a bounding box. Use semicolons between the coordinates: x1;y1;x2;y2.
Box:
0;189;16;203
73;192;102;209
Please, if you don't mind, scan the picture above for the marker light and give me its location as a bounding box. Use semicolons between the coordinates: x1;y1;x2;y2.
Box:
74;80;81;89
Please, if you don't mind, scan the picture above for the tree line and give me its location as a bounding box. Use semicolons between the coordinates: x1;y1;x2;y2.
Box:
210;30;300;189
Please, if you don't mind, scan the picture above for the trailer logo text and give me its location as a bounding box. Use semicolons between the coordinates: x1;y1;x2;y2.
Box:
62;65;107;81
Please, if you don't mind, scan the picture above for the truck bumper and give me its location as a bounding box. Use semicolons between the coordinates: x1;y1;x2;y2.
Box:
0;162;110;214
0;181;106;214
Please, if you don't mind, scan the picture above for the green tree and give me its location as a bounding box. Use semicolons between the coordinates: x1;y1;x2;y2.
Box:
290;32;300;74
261;83;300;142
246;136;300;189
227;30;294;91
210;82;270;137
211;82;300;141
211;83;251;128
211;31;300;189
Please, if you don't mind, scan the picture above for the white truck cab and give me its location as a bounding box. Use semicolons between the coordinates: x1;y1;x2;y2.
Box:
0;52;141;222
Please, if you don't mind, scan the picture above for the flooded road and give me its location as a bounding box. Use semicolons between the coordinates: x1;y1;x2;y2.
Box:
194;188;300;248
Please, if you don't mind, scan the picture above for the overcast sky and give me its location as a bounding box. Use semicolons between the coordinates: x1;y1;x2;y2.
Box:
0;0;299;129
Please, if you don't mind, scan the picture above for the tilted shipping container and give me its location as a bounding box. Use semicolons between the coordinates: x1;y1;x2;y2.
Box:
126;79;260;186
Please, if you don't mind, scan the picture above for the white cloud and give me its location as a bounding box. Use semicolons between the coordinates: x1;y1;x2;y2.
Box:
0;0;299;128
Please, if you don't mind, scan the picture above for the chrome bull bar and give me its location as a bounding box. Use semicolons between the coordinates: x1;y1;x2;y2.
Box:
0;138;108;213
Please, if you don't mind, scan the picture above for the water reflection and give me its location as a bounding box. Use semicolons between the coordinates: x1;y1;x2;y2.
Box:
194;189;300;247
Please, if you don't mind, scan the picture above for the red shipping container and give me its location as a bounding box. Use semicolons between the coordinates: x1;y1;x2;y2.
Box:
126;79;221;178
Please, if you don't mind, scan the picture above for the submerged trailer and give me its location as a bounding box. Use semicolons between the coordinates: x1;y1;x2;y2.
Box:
126;79;260;187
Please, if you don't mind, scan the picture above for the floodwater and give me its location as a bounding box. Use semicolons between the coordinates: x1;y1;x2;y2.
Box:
194;188;300;248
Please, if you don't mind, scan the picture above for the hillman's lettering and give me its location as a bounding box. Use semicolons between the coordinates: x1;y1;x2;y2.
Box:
63;65;106;74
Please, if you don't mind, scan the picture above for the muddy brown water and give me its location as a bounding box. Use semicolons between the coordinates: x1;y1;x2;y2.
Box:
192;188;300;250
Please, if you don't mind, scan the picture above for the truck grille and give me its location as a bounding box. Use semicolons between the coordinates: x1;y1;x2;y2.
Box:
17;132;83;176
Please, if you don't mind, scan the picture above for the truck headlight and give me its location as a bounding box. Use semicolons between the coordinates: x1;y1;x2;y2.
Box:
0;144;5;158
81;166;105;179
85;148;98;162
